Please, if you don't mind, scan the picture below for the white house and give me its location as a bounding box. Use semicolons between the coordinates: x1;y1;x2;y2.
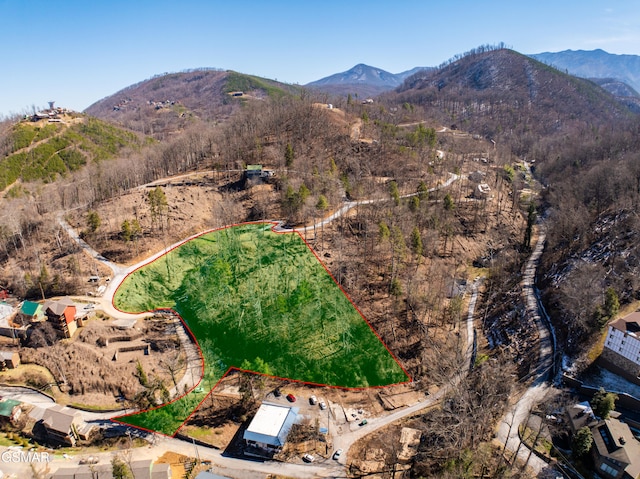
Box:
243;403;298;457
602;312;640;384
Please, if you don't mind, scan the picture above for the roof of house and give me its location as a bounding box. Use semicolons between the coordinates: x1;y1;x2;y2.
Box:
28;405;47;422
243;403;298;447
150;463;171;479
610;312;640;338
0;351;17;361
21;300;42;316
0;399;21;417
42;404;83;434
130;459;153;479
51;464;113;479
195;472;233;479
566;401;597;433
591;416;640;479
44;301;69;317
43;298;76;323
246;164;262;171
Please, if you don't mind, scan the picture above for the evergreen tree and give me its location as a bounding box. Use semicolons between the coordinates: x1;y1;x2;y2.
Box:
378;221;390;242
591;388;617;419
409;195;420;212
298;183;310;203
443;193;455;211
411;226;423;258
147;186;168;231
523;202;537;249
417;181;429;201
389;181;400;206
285;143;294;167
121;219;132;242
86;210;101;233
316;195;328;211
572;426;593;457
603;287;620;322
390;278;403;297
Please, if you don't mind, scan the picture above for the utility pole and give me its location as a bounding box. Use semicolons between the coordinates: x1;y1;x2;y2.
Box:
192;438;200;463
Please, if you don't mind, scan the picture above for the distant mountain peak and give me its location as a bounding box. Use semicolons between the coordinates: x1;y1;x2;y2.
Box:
309;64;398;87
530;49;640;93
306;63;431;98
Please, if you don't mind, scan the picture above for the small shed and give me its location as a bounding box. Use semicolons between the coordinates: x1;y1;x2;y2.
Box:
474;183;491;198
0;350;20;369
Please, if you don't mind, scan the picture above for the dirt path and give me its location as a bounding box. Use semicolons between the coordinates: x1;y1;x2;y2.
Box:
492;162;559;476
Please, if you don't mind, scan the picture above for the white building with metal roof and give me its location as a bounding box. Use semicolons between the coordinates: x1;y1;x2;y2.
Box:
243;402;298;455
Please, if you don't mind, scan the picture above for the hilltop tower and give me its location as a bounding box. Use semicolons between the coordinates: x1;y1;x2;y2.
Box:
48;101;55;110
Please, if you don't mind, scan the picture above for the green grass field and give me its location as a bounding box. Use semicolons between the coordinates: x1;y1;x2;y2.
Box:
113;223;408;435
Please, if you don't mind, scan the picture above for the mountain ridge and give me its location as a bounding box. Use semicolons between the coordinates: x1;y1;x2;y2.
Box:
385;48;637;154
84;70;301;137
530;48;640;93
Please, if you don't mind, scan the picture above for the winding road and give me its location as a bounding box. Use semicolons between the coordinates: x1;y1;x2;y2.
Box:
494;223;561;477
48;165;562;477
33;169;472;477
44;166;571;479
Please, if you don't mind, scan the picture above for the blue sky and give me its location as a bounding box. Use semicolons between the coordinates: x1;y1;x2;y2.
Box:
1;0;639;117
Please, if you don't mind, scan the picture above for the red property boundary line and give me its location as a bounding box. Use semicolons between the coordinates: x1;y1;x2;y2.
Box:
110;221;412;437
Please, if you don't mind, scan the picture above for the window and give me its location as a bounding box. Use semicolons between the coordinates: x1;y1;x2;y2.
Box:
600;462;618;476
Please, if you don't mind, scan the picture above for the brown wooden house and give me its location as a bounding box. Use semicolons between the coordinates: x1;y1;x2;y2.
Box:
43;298;78;338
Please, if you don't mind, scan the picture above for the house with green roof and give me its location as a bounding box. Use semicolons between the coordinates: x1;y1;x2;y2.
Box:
19;300;43;322
0;399;22;425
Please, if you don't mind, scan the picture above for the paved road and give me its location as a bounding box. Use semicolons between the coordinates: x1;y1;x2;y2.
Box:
0;386;55;406
0;386;123;422
1;277;482;479
49;168;471;477
275;172;460;234
495;224;558;476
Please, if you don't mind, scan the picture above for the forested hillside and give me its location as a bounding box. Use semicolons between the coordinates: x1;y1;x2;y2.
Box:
388;46;640;360
84;69;302;138
2;45;640;476
0;115;144;192
390;47;635;157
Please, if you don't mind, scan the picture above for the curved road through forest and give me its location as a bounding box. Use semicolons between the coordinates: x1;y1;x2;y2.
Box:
42;170;470;477
0;269;481;479
495;223;560;477
52;168;559;477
